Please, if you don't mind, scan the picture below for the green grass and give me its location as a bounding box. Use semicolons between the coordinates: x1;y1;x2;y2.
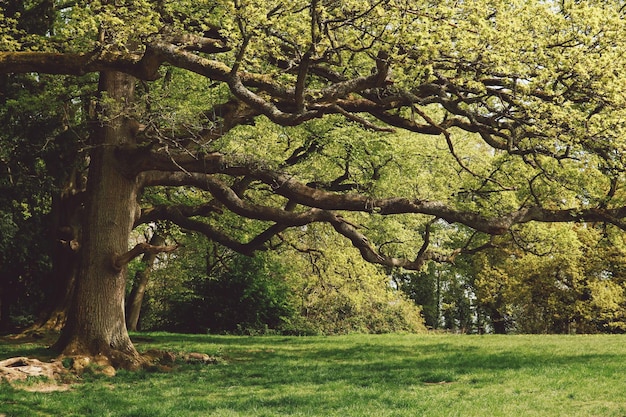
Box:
1;333;626;416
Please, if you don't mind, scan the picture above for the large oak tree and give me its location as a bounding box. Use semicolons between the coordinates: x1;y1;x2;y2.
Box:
2;0;626;366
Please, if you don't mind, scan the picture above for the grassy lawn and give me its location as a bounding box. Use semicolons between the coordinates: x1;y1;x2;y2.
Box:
1;333;626;416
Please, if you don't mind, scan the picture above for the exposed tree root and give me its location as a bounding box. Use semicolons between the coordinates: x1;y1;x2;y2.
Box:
53;332;148;371
1;329;60;347
1;331;220;392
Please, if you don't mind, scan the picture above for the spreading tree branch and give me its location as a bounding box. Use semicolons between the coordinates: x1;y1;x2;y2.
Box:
137;159;626;237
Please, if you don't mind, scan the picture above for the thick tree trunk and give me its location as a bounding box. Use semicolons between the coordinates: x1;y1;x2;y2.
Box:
53;71;143;369
126;232;165;331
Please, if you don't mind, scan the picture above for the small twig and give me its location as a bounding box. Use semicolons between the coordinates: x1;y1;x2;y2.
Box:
112;242;178;271
326;104;395;132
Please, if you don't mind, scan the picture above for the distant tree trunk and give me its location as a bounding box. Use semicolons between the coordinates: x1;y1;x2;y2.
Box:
0;73;7;330
490;309;507;334
32;189;83;332
0;286;12;332
53;70;144;369
126;232;165;331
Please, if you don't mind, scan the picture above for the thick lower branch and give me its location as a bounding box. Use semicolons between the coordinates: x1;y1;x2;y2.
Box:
138;164;626;236
0;51;161;80
140;168;626;270
150;209;270;255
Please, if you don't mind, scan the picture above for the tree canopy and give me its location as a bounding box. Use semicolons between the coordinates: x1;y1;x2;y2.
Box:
3;0;626;265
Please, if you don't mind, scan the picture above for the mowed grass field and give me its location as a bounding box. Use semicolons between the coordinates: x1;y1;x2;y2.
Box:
1;333;626;416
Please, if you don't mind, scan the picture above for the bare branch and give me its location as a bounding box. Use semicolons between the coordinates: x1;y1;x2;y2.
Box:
112;242;178;272
295;49;312;113
136;202;222;226
330;216;459;270
167;34;231;53
227;71;322;125
325;103;395;132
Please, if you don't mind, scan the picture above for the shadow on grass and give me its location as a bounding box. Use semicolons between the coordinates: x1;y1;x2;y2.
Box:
0;334;58;362
133;332;624;388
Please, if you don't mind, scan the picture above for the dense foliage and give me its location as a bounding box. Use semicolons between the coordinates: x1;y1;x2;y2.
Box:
132;225;425;335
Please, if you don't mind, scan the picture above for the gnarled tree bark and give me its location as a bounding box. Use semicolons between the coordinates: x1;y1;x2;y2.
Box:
52;70;144;369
